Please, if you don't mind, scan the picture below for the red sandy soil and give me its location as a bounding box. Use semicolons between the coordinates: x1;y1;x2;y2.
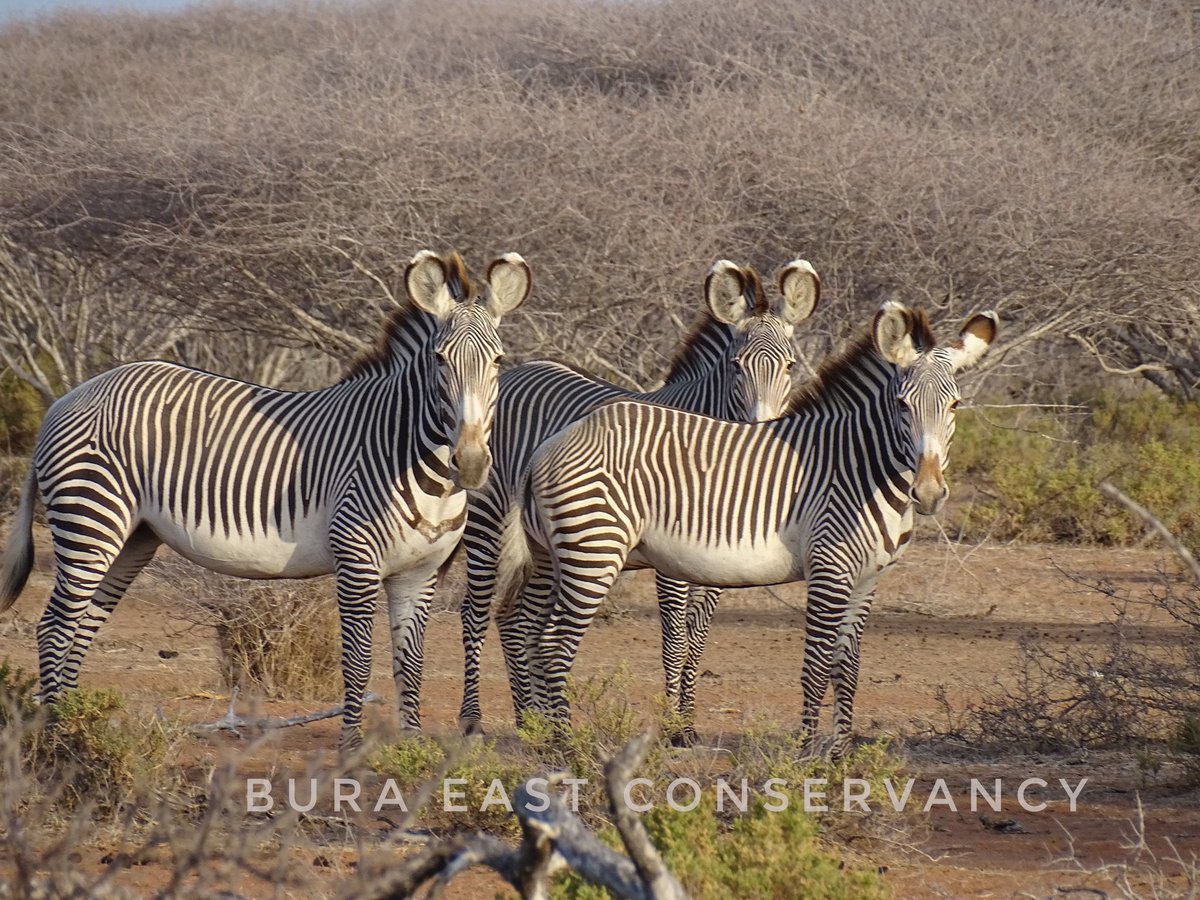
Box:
2;533;1198;898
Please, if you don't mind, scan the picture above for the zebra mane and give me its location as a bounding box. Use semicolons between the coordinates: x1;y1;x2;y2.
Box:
785;307;937;415
660;268;768;386
342;253;475;381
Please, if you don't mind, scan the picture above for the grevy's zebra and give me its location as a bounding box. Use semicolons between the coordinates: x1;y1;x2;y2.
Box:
494;300;997;758
457;259;820;740
0;250;530;743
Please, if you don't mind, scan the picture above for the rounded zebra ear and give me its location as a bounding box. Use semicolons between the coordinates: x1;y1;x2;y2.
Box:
776;259;820;326
705;260;752;326
405;250;456;317
485;253;531;319
873;301;921;367
947;311;998;371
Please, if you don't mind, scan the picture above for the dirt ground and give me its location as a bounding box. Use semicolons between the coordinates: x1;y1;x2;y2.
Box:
2;533;1199;898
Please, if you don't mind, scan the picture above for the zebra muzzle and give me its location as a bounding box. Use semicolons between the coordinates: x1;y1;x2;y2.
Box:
910;452;949;516
451;438;492;490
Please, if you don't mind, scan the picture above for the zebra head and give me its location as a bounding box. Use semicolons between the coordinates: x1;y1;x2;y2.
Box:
405;250;531;490
874;301;998;516
706;258;820;422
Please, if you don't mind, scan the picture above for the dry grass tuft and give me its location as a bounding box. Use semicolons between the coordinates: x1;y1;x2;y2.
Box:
206;580;342;702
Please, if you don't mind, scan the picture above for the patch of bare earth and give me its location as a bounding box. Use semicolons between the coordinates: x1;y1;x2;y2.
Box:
2;533;1198;897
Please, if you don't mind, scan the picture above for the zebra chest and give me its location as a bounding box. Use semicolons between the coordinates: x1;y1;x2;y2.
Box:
375;488;468;572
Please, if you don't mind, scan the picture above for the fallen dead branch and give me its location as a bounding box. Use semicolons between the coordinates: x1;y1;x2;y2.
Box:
363;729;689;900
191;688;384;736
1098;479;1200;583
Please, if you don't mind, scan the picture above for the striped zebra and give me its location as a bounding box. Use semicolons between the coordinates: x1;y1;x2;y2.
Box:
494;300;997;758
0;250;530;743
457;258;820;741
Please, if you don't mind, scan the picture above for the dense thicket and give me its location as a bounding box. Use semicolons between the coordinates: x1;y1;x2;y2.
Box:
0;0;1197;399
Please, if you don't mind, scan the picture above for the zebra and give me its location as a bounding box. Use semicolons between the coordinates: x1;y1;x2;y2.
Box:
457;258;820;742
493;299;997;758
0;249;530;744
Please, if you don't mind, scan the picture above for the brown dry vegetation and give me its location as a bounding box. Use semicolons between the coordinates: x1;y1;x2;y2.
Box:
0;0;1196;398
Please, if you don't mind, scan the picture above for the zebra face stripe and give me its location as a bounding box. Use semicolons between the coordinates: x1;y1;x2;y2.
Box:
436;304;504;490
897;352;965;516
729;317;797;423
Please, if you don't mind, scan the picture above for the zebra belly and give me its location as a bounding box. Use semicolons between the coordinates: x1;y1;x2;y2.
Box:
631;531;803;587
141;509;335;579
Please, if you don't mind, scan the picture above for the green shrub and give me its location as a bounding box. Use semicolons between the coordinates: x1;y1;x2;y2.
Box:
0;370;43;455
370;735;528;835
33;688;180;815
0;658;38;729
950;390;1200;546
553;794;886;900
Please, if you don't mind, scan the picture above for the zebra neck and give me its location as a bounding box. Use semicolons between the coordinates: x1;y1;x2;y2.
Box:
783;345;916;492
658;316;733;387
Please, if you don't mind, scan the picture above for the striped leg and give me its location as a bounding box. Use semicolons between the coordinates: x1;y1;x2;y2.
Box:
497;554;555;724
798;568;855;754
530;540;630;723
38;496;134;701
458;497;505;734
675;584;722;747
829;590;874;761
60;526;161;692
655;572;690;742
385;571;436;735
333;554;382;747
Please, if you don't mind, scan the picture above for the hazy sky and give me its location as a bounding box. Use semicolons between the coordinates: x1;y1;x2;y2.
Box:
0;0;211;24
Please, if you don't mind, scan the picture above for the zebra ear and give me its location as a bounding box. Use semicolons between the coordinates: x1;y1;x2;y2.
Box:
484;253;531;320
705;260;751;326
947;311;998;371
775;259;820;326
873;301;922;367
405;250;456;318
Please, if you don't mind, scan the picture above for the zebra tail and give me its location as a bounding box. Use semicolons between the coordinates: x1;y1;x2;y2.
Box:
0;467;38;613
493;501;534;621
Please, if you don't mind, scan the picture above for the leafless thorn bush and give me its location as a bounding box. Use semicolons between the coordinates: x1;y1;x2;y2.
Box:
0;0;1195;401
931;561;1200;761
1053;796;1200;900
158;559;343;702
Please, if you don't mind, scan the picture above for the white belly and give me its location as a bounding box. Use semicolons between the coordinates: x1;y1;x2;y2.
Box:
142;508;335;578
632;526;804;587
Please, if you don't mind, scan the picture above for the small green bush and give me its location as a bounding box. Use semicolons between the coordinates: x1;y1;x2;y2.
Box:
34;688;179;815
0;370;43;455
553;794;886;900
950;390;1200;546
0;658;38;729
370;735;528;835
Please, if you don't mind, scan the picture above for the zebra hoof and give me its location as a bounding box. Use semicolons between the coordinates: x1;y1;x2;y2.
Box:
459;718;485;737
396;724;423;741
338;728;365;759
668;727;700;749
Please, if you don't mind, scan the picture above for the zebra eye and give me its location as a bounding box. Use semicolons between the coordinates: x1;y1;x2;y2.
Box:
494;353;505;366
949;399;962;411
785;360;795;371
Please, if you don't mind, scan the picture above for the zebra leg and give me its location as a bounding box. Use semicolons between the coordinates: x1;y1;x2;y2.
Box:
496;554;554;725
798;570;854;756
38;532;130;702
333;556;383;748
655;572;689;707
531;547;629;724
458;499;504;734
829;591;875;762
384;571;436;735
60;526;161;692
674;584;722;748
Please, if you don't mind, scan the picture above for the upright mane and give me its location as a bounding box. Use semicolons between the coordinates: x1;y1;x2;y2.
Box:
784;307;936;415
342;252;474;381
660;267;768;386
